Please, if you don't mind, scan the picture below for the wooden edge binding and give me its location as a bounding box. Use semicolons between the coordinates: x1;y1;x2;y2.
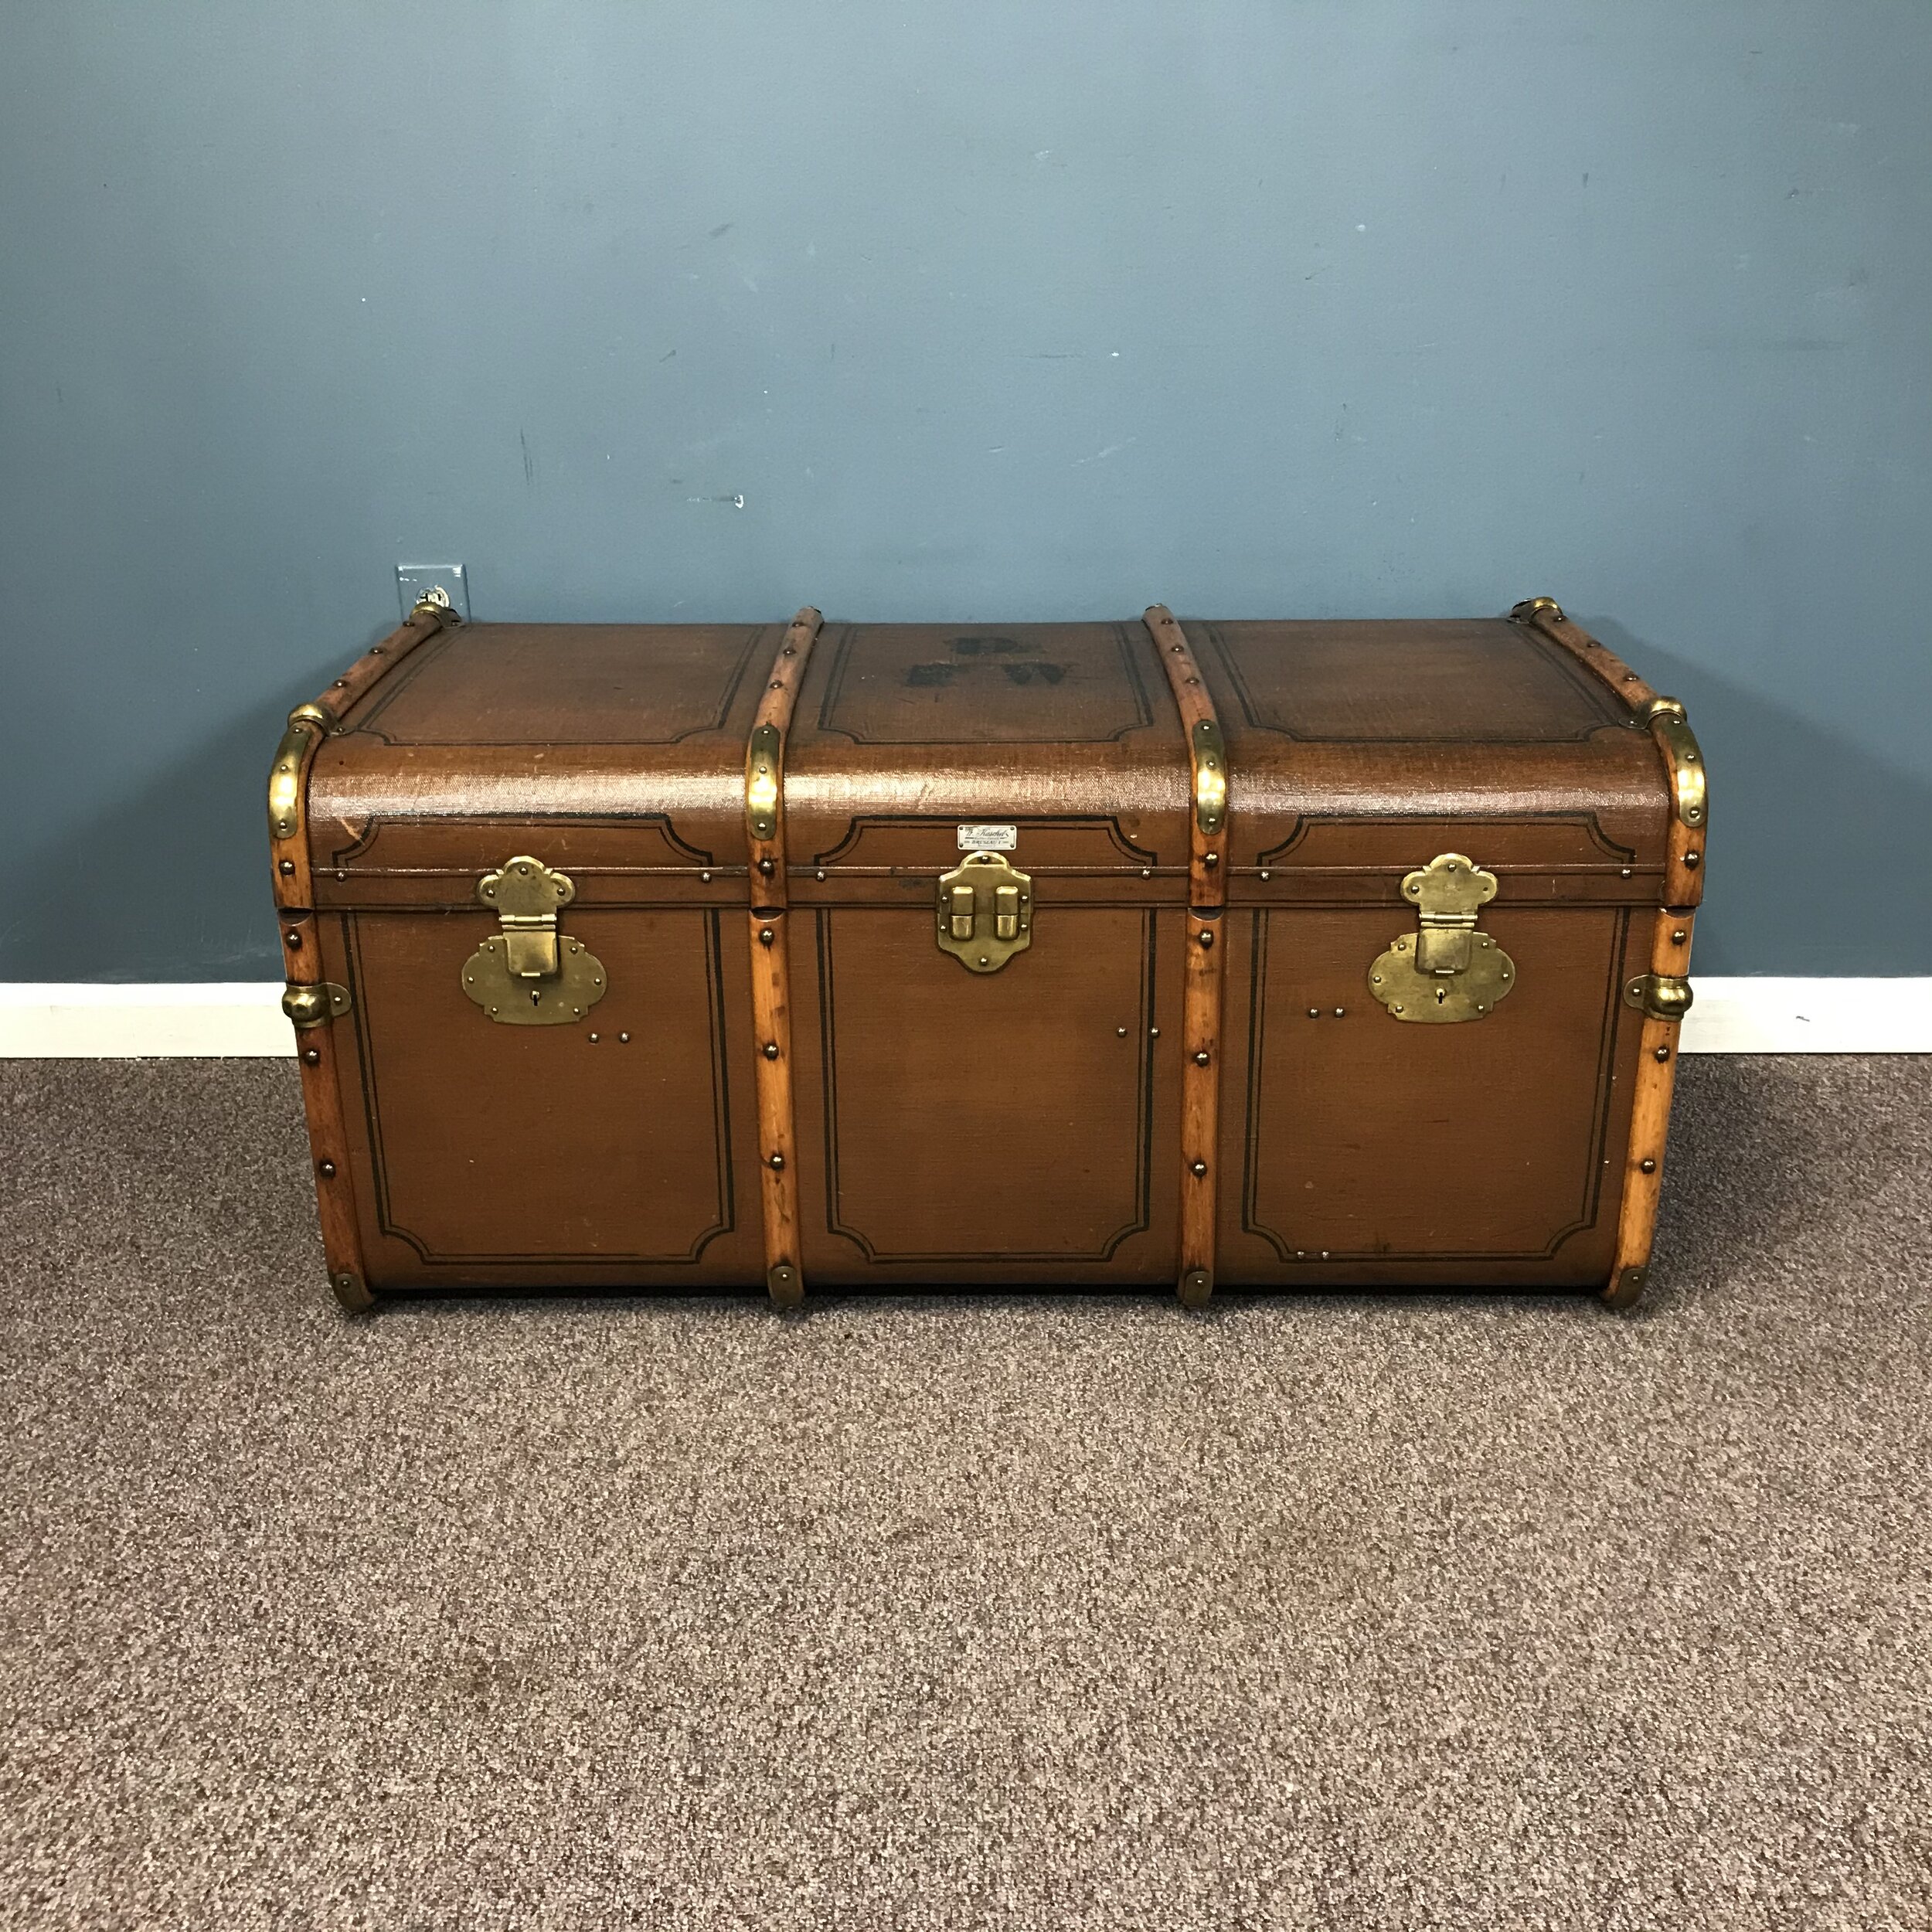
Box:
269;597;461;913
1144;606;1230;1309
270;596;461;1311
283;968;373;1311
1604;907;1696;1309
1512;597;1706;909
747;607;825;1308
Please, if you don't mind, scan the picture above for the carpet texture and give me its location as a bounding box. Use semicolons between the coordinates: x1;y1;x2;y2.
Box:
2;1057;1929;1931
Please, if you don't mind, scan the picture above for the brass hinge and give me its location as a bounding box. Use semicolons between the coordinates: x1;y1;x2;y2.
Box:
410;585;462;623
1646;698;1707;829
282;981;351;1029
934;849;1033;973
1510;596;1566;625
1624;972;1693;1022
1369;853;1518;1023
462;856;609;1025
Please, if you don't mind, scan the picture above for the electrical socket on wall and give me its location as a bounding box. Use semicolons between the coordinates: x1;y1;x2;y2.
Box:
396;563;470;621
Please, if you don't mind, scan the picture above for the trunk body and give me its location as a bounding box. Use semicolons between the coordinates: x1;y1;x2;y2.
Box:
270;600;1702;1309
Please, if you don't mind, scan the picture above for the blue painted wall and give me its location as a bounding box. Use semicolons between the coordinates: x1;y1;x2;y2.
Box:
3;2;1927;978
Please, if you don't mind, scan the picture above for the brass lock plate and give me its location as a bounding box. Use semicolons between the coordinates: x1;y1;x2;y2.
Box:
1369;853;1517;1023
935;849;1033;973
462;856;609;1026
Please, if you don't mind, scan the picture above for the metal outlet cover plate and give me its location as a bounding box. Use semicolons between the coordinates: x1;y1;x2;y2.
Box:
396;563;470;621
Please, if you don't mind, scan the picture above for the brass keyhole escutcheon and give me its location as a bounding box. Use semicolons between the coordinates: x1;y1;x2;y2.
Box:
1368;853;1517;1024
934;849;1033;973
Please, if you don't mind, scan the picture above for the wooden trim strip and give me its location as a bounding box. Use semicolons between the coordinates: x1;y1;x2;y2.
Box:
1512;597;1705;910
747;607;825;1308
291;968;374;1311
1144;606;1230;1308
1604;906;1696;1308
1510;596;1658;713
269;600;461;914
270;599;461;1311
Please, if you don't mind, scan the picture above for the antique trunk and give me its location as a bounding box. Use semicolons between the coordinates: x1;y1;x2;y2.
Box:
267;596;1703;1311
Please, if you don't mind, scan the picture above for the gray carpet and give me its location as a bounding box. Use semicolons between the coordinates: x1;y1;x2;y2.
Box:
2;1059;1929;1931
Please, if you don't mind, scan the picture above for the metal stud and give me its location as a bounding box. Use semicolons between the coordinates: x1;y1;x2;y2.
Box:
619;1032;630;1043
1193;1050;1210;1066
1149;1026;1160;1038
1684;851;1701;868
1117;1026;1128;1038
1640;1158;1657;1174
318;1161;335;1179
1655;1045;1671;1062
588;1033;600;1043
759;927;775;947
701;871;713;884
278;859;295;876
759;858;774;876
1203;852;1219;868
768;1152;785;1171
1333;1007;1345;1018
1191;1161;1208;1177
1672;929;1687;944
302;1048;320;1066
285;930;301;947
1198;930;1214;948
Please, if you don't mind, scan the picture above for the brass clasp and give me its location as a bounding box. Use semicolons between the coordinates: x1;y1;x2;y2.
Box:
934;849;1033;973
462;856;608;1025
1369;853;1518;1023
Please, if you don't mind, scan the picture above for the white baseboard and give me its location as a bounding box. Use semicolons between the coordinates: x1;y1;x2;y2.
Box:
0;978;1927;1059
0;984;292;1057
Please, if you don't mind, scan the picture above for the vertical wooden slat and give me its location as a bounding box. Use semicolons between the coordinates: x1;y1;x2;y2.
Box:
1511;597;1706;908
747;608;825;1307
1605;907;1697;1308
268;599;459;915
270;597;461;1311
1144;605;1230;1308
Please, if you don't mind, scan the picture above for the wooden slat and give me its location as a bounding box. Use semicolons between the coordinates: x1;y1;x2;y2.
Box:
269;600;459;913
747;608;825;1307
1512;597;1704;908
1510;596;1658;711
292;990;372;1311
271;600;460;1311
1604;906;1697;1308
1144;605;1229;1308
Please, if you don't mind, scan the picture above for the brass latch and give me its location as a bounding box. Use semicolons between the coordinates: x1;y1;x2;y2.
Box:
1369;853;1518;1023
462;856;609;1025
935;849;1033;973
